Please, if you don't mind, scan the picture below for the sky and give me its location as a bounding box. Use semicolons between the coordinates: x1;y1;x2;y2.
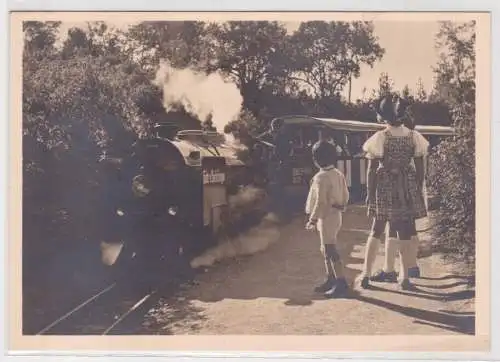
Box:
349;21;441;101
57;20;443;101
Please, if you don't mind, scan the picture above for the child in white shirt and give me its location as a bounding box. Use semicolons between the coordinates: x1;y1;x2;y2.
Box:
305;141;350;298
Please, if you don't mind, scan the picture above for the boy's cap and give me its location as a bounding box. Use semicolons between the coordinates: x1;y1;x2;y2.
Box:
312;141;337;167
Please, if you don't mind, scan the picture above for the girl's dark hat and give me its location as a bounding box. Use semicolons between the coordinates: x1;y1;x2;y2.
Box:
377;95;406;123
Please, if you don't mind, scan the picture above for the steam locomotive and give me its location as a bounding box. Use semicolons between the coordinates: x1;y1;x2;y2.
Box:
109;122;261;278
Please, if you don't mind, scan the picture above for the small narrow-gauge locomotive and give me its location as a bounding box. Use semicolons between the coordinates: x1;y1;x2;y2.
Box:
153;123;253;239
108;122;258;280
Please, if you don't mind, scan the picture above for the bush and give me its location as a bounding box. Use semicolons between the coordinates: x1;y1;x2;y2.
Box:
428;102;475;266
22;54;152;265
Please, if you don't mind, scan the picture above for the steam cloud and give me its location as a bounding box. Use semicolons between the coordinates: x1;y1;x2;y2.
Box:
190;185;280;269
154;61;243;135
190;212;281;269
228;185;266;213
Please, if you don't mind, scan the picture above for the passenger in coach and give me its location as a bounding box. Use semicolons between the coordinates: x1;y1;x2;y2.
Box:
358;95;429;291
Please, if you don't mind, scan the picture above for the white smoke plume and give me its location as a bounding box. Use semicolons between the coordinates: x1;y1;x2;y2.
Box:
228;185;266;211
189;184;278;269
154;60;243;135
190;212;281;269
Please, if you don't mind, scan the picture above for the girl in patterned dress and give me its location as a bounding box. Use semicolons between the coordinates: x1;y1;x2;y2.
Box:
358;95;429;290
370;114;426;283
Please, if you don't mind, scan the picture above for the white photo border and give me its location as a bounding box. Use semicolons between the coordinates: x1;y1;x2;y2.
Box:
2;1;498;361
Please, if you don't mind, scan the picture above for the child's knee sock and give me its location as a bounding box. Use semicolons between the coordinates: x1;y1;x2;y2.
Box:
332;260;346;280
324;244;342;279
324;257;335;278
384;237;399;273
398;240;412;280
409;235;420;268
362;236;381;277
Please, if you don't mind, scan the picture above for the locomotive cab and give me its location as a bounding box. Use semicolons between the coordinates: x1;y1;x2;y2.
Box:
154;124;249;242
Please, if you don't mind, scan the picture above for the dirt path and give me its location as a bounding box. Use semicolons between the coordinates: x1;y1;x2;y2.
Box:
138;205;475;335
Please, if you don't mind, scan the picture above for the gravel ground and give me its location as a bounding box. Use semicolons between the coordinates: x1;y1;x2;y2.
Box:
136;205;475;335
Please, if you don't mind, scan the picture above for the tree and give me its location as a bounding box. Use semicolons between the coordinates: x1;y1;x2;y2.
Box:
430;21;475;107
287;21;385;101
401;84;412;99
223;108;263;144
415;77;428;102
126;21;208;72
377;72;394;98
205;21;289;116
428;21;476;266
60;22;130;62
23;21;61;58
60;27;92;58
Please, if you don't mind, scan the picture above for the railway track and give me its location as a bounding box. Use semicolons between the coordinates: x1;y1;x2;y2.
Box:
34;255;196;335
35;278;165;335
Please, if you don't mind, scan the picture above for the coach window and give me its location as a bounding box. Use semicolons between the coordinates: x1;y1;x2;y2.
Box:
347;132;363;157
304;127;318;147
332;132;348;157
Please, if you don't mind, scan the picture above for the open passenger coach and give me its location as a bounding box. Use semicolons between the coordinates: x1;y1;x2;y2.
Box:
253;115;455;213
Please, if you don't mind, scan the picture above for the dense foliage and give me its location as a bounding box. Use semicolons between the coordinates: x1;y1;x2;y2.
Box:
427;21;476;266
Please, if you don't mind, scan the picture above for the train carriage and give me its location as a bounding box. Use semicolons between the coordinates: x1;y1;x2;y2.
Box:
254;115;455;213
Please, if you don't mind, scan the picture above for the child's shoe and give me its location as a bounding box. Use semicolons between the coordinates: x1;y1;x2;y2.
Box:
400;278;414;291
370;270;397;283
324;278;349;298
314;277;336;293
359;276;370;289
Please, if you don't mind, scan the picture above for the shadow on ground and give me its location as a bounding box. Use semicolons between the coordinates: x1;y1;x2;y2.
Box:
133;206;475;335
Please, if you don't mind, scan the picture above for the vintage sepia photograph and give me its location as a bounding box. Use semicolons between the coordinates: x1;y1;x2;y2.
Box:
8;11;491;352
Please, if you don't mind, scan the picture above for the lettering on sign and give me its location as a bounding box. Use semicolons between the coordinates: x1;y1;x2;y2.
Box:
203;169;226;185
